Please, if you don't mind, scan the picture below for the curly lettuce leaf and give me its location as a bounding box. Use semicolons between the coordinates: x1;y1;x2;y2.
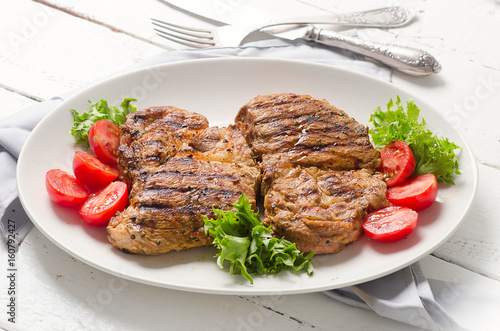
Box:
70;98;137;147
369;96;461;184
203;193;314;284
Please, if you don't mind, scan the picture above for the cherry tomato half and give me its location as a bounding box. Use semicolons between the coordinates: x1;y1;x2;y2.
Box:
45;169;88;207
73;151;118;187
79;181;128;227
88;120;121;165
378;141;416;187
387;174;438;211
363;205;418;242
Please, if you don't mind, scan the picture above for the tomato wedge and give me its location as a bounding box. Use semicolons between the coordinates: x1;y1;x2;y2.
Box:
363;206;418;242
79;181;128;227
45;169;88;207
88;120;121;165
387;174;438;211
378;141;416;187
73;151;118;187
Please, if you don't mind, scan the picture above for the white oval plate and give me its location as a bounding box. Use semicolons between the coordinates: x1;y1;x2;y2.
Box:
17;58;477;295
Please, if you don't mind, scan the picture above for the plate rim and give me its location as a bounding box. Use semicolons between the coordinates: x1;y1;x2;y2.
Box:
17;57;479;295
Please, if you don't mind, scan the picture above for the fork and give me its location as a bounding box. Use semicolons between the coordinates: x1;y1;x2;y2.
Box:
151;19;232;48
151;6;415;49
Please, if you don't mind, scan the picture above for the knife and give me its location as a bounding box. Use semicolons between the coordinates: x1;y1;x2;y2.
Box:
162;0;415;28
262;24;441;76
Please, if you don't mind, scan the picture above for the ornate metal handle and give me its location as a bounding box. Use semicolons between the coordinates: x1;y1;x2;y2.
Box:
326;6;415;27
305;26;442;76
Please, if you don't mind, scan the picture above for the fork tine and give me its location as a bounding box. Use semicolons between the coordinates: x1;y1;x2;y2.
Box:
153;28;215;48
151;20;213;40
151;19;216;48
151;18;212;34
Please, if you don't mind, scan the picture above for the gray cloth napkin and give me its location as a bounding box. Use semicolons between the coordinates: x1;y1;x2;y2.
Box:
1;39;468;331
1;97;66;246
324;263;469;330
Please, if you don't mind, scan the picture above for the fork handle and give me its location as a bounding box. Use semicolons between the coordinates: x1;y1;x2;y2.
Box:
304;26;441;76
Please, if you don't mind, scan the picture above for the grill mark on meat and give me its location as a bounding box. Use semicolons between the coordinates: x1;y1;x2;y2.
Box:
133;140;165;148
137;204;214;214
136;186;243;198
152;120;200;129
253;109;344;126
137;169;241;182
132;184;246;208
130;202;223;230
259;123;362;139
248;96;323;109
255;119;367;141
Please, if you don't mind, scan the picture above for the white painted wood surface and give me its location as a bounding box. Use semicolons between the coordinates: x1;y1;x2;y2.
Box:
1;0;499;330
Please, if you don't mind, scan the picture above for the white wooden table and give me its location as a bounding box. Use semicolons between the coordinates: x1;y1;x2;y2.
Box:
1;0;499;330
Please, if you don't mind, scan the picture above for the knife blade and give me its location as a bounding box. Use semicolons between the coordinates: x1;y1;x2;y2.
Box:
162;0;415;28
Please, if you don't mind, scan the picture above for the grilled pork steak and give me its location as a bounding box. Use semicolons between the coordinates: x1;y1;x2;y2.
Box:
262;159;388;254
236;93;388;254
107;106;259;255
235;93;381;170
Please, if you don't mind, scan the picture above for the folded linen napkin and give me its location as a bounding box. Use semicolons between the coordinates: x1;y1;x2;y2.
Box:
1;39;473;330
324;263;470;330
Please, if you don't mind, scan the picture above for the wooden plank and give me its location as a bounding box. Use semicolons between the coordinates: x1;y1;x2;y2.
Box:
422;255;500;289
432;163;500;280
35;0;216;50
0;0;163;100
0;88;39;120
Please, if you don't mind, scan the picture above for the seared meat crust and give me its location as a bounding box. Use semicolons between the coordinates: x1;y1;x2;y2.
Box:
262;160;388;254
108;155;259;255
235;93;381;170
117;106;209;186
107;107;259;255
